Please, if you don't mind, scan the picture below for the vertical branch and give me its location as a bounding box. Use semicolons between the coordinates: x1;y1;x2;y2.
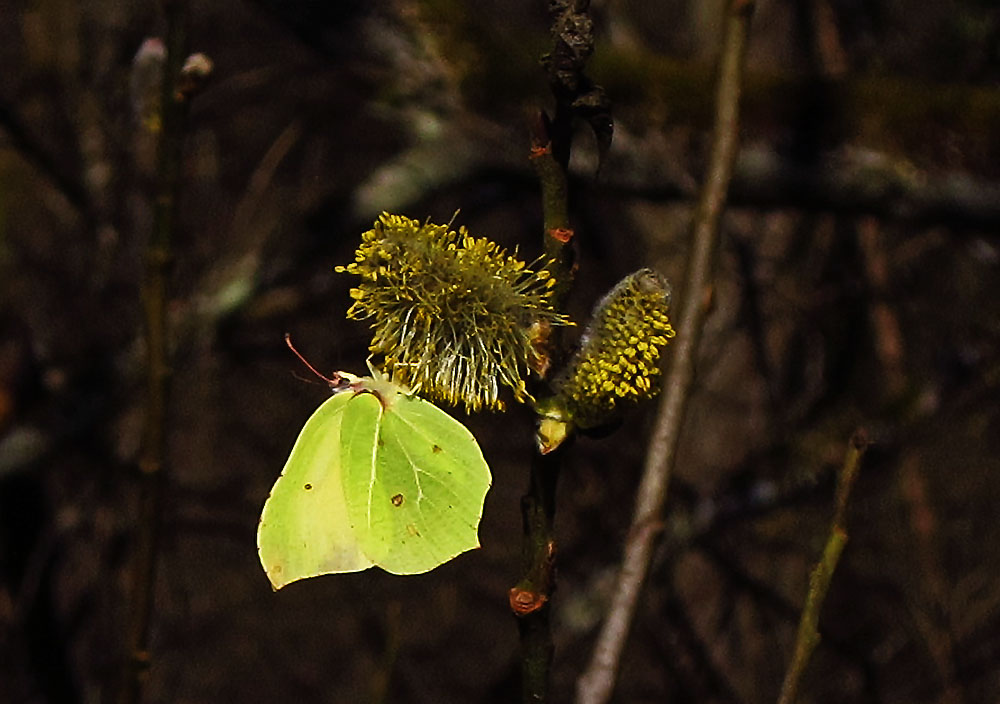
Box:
513;91;574;704
575;2;755;703
120;3;205;703
530;112;574;298
511;2;607;700
776;429;868;704
511;449;562;704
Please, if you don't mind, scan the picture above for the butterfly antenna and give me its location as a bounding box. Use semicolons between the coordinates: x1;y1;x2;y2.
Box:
289;370;322;386
284;334;340;386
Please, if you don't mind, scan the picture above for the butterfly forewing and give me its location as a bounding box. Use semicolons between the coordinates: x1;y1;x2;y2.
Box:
257;393;374;589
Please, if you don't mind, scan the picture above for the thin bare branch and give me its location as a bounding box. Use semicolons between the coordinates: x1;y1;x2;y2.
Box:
776;429;868;704
119;3;208;703
512;2;606;700
575;2;755;702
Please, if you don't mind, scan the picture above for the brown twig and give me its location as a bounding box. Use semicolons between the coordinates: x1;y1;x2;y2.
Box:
0;101;95;225
119;3;202;703
511;2;604;701
575;2;755;702
513;81;575;704
899;455;965;704
512;449;562;704
776;428;868;704
857;217;907;399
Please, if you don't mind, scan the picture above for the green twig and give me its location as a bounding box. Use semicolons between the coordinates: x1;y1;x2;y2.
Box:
776;428;869;704
529;111;574;299
119;3;205;703
575;2;755;703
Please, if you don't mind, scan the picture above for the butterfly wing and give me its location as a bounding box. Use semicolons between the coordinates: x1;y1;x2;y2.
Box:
257;393;375;590
340;391;492;575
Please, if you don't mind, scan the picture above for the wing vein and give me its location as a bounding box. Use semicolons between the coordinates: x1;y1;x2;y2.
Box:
366;402;383;531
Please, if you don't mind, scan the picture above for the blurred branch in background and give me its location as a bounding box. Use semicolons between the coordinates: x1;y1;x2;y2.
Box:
576;1;754;702
351;125;1000;232
120;2;211;702
610;145;1000;231
0;102;93;224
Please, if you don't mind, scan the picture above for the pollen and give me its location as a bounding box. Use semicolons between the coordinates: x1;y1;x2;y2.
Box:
554;268;675;429
337;213;570;411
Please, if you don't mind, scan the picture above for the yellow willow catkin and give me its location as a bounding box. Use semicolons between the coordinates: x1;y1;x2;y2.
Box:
554;268;675;428
336;213;570;412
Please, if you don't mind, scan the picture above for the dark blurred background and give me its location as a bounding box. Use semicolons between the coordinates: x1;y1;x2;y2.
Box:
1;0;999;702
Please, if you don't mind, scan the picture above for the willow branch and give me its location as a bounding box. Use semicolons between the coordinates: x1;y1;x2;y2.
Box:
512;449;562;704
119;3;202;703
511;3;601;701
531;111;574;299
777;429;868;704
575;3;754;703
511;66;574;704
514;114;582;704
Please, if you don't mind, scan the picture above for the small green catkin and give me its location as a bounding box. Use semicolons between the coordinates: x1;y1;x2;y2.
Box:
553;268;675;429
336;213;570;412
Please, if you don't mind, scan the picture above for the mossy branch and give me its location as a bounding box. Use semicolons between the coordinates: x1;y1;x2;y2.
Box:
776;429;869;704
575;3;754;703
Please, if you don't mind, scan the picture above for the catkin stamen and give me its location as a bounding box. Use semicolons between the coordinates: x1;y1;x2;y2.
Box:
554;268;675;428
337;213;570;412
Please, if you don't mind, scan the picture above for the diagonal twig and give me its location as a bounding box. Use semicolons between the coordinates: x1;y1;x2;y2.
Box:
0;101;94;222
575;2;755;702
776;429;868;704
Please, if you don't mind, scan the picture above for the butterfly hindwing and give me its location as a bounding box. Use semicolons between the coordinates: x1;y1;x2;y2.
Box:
340;390;491;575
